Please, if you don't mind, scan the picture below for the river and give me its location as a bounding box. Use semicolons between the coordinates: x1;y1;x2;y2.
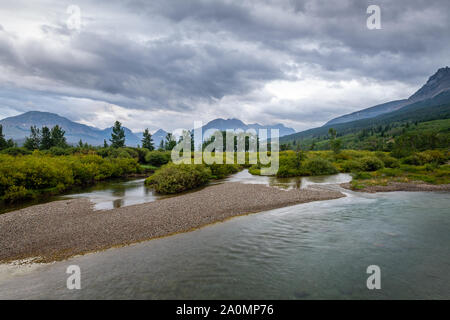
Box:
0;173;448;299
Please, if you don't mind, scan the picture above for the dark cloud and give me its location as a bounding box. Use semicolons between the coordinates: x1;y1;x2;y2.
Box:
0;0;449;131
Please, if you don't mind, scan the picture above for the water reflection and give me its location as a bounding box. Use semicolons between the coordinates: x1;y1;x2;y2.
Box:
1;170;354;214
224;169;352;190
64;178;164;210
66;171;351;210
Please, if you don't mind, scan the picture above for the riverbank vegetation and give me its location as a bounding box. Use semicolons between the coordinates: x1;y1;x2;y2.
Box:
0;153;140;202
145;159;242;194
0;122;174;203
1;117;449;201
248;148;449;185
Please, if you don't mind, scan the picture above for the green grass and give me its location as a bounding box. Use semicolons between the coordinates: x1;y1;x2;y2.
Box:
0;153;140;202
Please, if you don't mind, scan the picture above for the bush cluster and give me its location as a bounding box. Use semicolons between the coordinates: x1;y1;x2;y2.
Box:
359;156;384;171
144;151;171;166
0;154;140;202
145;163;211;194
303;158;338;176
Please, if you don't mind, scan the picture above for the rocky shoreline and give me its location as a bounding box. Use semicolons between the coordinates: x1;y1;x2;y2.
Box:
340;181;450;193
0;182;345;263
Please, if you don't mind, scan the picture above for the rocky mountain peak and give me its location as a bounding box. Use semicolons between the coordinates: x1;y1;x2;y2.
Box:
408;66;450;102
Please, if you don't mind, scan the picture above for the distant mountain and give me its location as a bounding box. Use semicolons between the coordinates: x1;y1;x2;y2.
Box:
0;111;295;148
201;118;295;137
280;90;450;143
326;67;450;126
0;111;141;146
135;128;168;148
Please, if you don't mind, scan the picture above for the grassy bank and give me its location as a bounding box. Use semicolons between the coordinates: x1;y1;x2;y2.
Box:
145;149;449;194
249;149;450;186
0;153;140;202
349;164;450;189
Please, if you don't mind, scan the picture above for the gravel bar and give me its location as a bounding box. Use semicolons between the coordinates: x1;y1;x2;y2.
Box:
340;182;450;193
0;182;345;263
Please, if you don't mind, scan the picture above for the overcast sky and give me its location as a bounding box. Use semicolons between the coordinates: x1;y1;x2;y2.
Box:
0;0;449;132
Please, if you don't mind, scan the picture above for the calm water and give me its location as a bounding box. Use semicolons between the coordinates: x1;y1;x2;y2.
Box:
223;170;352;190
0;190;449;299
0;170;353;213
0;178;163;213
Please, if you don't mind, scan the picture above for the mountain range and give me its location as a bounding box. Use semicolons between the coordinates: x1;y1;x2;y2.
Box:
200;118;295;137
0;112;295;147
280;66;450;143
325;66;450;126
1;67;449;148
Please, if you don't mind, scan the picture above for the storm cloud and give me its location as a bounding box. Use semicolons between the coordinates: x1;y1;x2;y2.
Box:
0;0;449;132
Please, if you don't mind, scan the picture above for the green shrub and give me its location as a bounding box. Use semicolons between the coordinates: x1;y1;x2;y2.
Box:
304;158;338;175
276;165;296;178
0;147;32;156
381;156;400;168
47;147;71;156
136;148;150;163
424;163;439;172
417;150;447;165
144;151;171;166
206;163;240;179
379;168;402;177
248;164;261;175
360;157;384;171
0;154;139;202
352;171;372;180
341;160;364;172
402;154;422;166
375;152;400;168
145;163;211;194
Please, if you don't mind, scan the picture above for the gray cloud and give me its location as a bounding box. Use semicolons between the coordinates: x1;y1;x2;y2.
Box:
0;0;449;131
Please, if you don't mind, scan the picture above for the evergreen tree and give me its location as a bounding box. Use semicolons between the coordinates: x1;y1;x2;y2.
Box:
141;128;154;150
40;126;52;150
0;124;8;150
294;144;306;169
328;128;342;154
158;139;165;151
103;139;108;148
78;139;84;148
164;133;176;150
310;140;316;151
50;125;67;148
110;121;125;148
24;126;41;150
328;128;337;140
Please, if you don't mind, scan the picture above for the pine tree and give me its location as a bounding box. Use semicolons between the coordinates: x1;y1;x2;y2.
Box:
294;144;306;169
0;124;13;150
50;125;67;148
164;133;176;150
103;139;108;148
0;124;7;150
328;128;337;140
328;128;342;154
40;126;52;150
78;139;84;148
141;128;154;150
158;139;165;150
24;126;41;150
110;121;125;148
